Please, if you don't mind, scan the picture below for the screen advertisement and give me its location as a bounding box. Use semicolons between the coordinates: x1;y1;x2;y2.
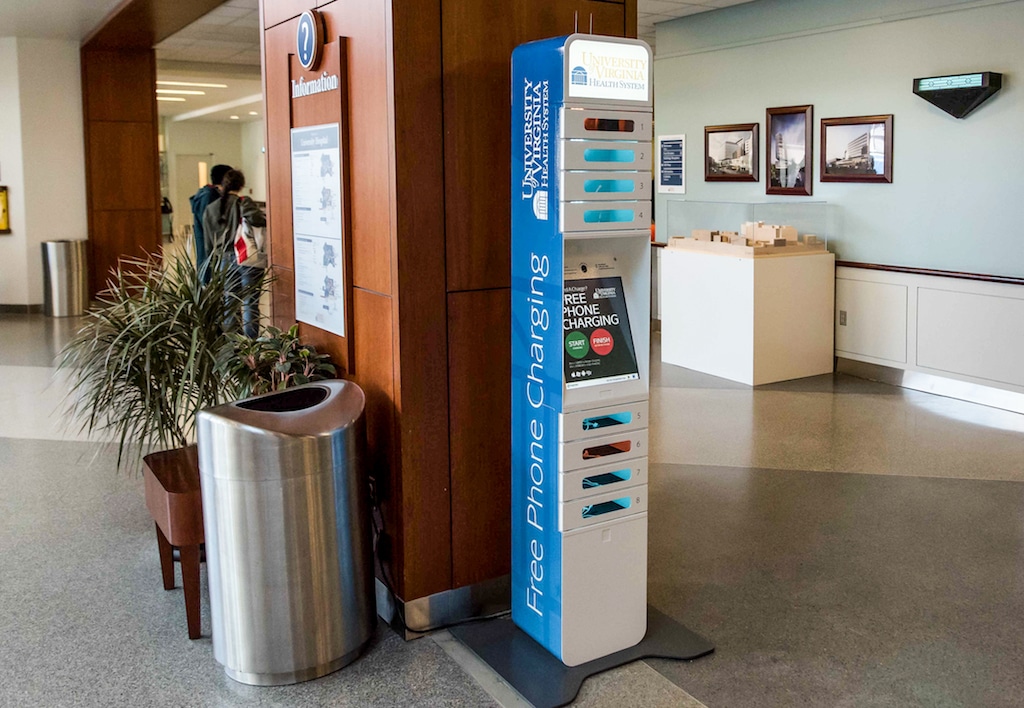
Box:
563;276;639;389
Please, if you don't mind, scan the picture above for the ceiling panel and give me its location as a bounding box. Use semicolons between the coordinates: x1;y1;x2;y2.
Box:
154;0;259;66
637;0;757;50
0;0;123;41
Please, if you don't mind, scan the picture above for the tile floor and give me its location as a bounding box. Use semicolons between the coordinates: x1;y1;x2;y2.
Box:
2;312;1022;706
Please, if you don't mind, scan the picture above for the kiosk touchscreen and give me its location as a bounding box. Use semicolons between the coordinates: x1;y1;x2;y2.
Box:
511;34;653;666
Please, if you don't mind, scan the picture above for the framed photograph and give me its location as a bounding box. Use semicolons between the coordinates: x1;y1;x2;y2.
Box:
704;123;758;182
820;115;893;183
766;105;812;196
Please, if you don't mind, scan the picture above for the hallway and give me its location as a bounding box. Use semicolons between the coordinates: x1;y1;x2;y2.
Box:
2;312;1022;706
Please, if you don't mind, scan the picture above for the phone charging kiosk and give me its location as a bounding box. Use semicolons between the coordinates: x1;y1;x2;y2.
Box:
511;34;653;666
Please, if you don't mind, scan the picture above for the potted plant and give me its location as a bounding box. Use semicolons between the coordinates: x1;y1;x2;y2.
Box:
218;324;335;400
58;252;335;471
57;251;338;639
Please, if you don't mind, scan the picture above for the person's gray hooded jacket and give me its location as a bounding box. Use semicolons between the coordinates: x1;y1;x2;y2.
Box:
201;193;266;260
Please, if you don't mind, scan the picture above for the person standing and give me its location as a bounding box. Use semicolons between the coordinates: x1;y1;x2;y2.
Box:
202;169;266;338
189;163;232;278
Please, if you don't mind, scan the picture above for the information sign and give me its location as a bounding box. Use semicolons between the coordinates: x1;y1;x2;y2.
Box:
657;134;685;194
296;11;323;71
290;123;345;336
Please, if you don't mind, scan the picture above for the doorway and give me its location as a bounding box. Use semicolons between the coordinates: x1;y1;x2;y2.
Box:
174;153;217;228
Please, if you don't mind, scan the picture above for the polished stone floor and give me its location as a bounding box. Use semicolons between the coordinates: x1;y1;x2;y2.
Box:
2;311;1022;706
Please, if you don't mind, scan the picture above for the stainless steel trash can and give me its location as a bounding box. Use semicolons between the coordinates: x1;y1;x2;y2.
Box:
41;240;88;316
197;380;375;686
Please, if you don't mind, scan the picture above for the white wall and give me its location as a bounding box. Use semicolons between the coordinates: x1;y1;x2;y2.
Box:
241;119;266;202
164;120;243;225
19;38;88;303
836;267;1024;404
654;0;1024;279
0;37;86;306
0;38;28;305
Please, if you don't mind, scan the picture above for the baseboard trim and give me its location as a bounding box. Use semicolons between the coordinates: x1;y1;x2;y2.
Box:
376;575;510;639
837;357;1024;415
0;304;43;314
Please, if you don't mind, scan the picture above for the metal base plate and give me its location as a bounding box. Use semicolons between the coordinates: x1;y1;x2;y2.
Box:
450;605;713;708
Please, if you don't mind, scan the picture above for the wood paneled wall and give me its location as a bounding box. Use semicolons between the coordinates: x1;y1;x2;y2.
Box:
262;0;635;605
81;48;161;292
263;0;451;602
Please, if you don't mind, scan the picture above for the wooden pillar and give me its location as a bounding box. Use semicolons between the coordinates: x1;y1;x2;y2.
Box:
260;0;636;618
80;48;162;293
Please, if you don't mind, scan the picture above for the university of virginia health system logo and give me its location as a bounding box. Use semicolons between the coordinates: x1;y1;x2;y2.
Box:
521;78;550;221
567;39;649;102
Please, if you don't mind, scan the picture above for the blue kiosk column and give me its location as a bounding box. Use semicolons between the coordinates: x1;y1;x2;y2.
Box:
511;34;654;667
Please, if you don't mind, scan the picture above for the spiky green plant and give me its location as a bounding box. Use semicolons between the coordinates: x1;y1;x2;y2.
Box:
58;251;267;472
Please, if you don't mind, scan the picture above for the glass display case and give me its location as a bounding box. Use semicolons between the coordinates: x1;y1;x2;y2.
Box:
658;199;837;384
664;200;836;252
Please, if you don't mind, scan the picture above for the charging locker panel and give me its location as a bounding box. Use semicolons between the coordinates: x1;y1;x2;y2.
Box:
512;34;653;667
558;457;648;503
559;428;648;472
558;400;649;441
560;171;652;202
560;140;652;172
559;484;648;532
560;108;653;141
561;200;651;233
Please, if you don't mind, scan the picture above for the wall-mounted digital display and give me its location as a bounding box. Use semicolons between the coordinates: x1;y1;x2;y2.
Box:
913;71;1002;119
915;73;984;91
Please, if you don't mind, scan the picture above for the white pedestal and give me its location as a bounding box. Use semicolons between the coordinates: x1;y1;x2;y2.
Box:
661;248;835;385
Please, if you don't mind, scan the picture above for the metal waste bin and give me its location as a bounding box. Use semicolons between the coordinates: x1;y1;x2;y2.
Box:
41;240;88;316
197;380;375;686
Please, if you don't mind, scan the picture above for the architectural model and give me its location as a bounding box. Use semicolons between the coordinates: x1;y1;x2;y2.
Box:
668;221;825;256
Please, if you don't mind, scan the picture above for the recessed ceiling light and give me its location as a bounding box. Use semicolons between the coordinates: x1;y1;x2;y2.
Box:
156;88;205;95
156;96;187;102
248;111;259;116
157;80;228;88
229;115;240;120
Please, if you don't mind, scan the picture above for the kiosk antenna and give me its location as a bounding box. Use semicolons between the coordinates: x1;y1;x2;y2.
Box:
573;11;578;33
589;14;594;33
